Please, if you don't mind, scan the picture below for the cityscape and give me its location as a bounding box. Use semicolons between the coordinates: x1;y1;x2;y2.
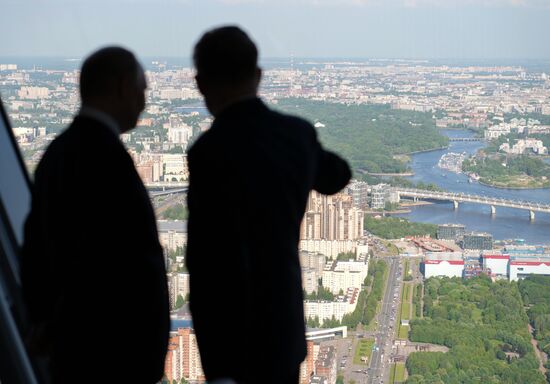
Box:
2;57;550;384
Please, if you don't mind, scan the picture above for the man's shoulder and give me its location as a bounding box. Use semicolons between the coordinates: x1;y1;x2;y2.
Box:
265;106;314;130
188;129;215;160
38;117;124;172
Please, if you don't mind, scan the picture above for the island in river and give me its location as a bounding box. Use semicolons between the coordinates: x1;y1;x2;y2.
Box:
462;153;550;189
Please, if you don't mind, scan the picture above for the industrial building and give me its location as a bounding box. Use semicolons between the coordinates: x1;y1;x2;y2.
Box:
481;254;510;276
504;245;545;256
509;258;550;281
423;252;465;278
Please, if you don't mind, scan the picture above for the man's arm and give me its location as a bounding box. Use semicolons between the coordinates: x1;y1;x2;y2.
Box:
311;131;352;195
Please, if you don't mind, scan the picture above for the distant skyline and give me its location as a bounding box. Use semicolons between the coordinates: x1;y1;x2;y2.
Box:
1;0;550;60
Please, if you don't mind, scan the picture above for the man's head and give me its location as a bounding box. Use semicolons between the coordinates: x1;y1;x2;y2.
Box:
80;47;146;133
193;26;261;116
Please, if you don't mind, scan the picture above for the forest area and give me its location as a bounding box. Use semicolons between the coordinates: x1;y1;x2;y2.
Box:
406;276;546;384
275;99;448;174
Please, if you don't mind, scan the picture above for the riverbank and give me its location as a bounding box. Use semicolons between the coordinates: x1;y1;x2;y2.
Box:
404;146;449;155
360;170;415;177
399;128;550;244
463;151;550;190
365;209;413;215
477;178;550;190
400;201;433;207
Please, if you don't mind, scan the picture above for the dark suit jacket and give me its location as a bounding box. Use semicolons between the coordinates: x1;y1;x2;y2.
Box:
186;98;351;382
21;116;170;383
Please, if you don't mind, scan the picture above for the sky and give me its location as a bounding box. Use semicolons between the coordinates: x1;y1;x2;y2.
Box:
1;0;550;60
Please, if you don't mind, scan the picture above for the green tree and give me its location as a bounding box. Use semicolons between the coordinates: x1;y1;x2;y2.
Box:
175;294;185;309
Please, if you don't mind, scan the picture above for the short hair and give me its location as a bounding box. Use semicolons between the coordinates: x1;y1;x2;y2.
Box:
80;46;140;102
193;26;258;85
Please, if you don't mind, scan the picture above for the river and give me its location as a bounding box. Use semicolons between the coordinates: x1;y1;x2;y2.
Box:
396;129;550;244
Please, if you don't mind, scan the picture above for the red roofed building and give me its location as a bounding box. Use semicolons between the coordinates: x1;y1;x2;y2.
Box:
509;258;550;281
423;252;465;278
482;254;510;276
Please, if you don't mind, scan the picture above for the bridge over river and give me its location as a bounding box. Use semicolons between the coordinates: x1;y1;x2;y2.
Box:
394;188;550;220
146;184;550;220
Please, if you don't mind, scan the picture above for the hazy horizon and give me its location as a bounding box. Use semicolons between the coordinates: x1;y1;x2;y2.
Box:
2;0;550;60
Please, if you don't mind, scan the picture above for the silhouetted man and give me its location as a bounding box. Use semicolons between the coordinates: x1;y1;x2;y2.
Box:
186;26;351;384
21;47;170;384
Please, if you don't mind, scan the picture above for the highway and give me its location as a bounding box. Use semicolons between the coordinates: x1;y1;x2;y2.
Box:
367;256;401;384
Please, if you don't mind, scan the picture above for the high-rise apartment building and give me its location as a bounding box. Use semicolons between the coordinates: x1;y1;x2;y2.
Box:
299;340;319;384
370;183;390;209
345;180;369;209
168;272;190;309
300;252;326;276
164;328;205;383
300;191;364;241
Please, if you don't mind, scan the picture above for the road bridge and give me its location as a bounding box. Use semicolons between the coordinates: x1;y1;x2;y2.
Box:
448;137;484;142
394;187;550;220
146;182;189;197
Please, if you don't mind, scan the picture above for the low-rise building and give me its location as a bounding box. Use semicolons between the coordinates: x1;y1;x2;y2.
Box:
509;258;550;281
158;220;187;251
423;252;464;278
315;346;337;384
304;288;359;325
322;259;369;294
499;138;547;155
481;253;510;276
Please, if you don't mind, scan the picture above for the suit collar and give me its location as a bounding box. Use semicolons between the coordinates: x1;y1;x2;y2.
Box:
78;106;121;138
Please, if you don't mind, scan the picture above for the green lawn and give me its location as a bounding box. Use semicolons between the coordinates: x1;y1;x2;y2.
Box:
353;339;375;365
403;260;410;279
403;284;410;300
398;325;409;339
386;242;400;255
395;363;406;382
364;302;381;332
389;364;397;383
401;301;411;320
400;283;412;320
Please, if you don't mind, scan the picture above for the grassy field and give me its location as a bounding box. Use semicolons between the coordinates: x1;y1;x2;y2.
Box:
390;363;407;383
396;281;412;339
411;284;419;319
398;324;409;339
389;363;396;383
395;363;406;382
364;302;381;332
403;260;410;280
401;301;411;321
353;339;375;365
365;261;391;332
401;283;412;320
386;242;400;256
